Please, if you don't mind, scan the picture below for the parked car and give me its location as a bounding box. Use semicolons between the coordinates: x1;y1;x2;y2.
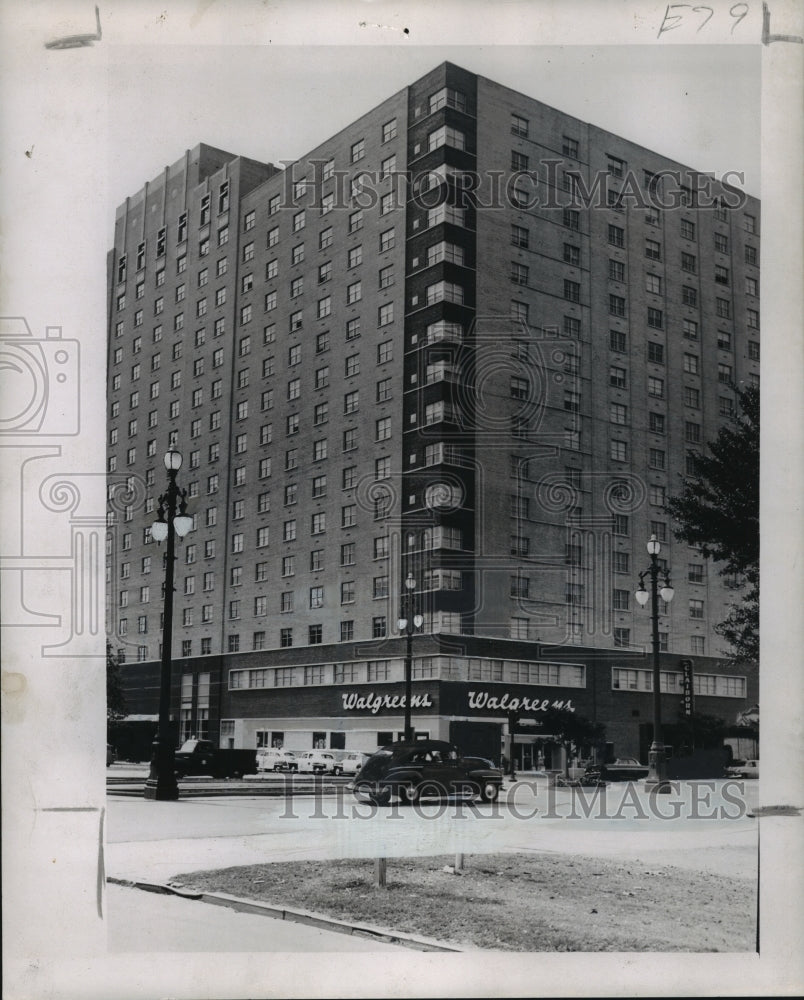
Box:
296;751;339;774
349;740;503;805
256;748;298;772
106;743;116;767
584;758;649;781
332;752;370;776
727;759;759;778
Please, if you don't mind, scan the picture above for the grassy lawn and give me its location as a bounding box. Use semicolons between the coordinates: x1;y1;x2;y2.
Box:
174;852;756;952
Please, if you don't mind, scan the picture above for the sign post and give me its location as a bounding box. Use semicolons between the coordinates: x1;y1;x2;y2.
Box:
680;658;695;749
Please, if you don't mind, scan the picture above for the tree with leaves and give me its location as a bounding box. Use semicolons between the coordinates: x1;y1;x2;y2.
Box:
106;641;127;721
538;706;606;778
666;385;759;665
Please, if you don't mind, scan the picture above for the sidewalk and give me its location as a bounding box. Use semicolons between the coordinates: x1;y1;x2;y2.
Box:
106;882;409;952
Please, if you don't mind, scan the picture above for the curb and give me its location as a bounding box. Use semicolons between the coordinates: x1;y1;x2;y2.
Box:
107;876;462;952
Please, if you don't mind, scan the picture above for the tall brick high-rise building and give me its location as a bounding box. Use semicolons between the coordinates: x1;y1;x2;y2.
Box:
107;63;758;764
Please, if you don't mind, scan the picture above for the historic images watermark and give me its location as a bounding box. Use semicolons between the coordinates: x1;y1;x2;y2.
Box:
261;158;748;216
278;779;751;822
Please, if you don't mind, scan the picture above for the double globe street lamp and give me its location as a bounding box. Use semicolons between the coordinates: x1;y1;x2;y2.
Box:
634;534;675;793
144;449;193;801
398;571;424;742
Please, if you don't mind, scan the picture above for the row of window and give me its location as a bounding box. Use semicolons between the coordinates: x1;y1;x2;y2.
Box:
612;667;746;697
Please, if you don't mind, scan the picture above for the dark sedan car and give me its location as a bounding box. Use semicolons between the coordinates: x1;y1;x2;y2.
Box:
349;740;503;805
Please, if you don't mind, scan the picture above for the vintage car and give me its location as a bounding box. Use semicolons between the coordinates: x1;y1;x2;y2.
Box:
727;759;759;779
296;750;339;774
256;748;299;772
583;758;650;781
348;740;503;805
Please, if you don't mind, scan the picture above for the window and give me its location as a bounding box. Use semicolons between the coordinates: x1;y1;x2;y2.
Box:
719;395;735;417
511;224;529;249
715;265;730;286
680;287;698;309
376;227;396;256
689;599;705;619
613;628;631;648
319;227;333;250
681;252;696;273
649;411;665;434
563;209;580;231
609;366;626;388
647;308;663;329
563;279;580;303
340;580;355;605
718;363;733;385
341;504;357;528
609;295;625;317
317;296;331;319
744;214;756;234
349;209;363;233
648;376;664;398
681;319;698;343
562;136;578;157
350;138;365;163
292;210;305;233
613;514;629;537
645;239;661;261
748;340;760;361
511;113;528;137
649;447;666;469
608;224;624;248
745;245;757;266
646;274;662;296
717;330;732;351
607;258;625;282
610;403;628;425
610;440;628;462
747;309;759;330
280;629;293;648
681;219;696;240
283;519;297;542
684;386;700;408
647;342;664;363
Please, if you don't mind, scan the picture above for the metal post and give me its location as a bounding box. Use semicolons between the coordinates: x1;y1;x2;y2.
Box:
144;467;180;801
403;625;413;742
375;857;387;888
645;548;670;793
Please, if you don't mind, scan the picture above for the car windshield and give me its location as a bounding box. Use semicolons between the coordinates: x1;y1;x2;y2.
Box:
178;740;200;752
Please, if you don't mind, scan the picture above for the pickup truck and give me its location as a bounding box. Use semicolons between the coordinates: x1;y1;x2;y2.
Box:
174;739;257;779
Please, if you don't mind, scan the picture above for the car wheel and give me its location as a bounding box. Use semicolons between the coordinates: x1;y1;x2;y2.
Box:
479;781;500;803
273;764;281;772
399;784;420;805
368;787;391;806
333;766;343;776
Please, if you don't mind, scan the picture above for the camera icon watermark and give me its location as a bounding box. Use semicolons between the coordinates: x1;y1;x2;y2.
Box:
0;318;80;436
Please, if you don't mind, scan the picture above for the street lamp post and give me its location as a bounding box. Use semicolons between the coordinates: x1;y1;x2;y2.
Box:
144;449;194;801
635;534;675;793
398;571;423;742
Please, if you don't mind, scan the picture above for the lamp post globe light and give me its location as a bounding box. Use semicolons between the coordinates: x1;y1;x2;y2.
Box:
144;448;193;801
635;534;675;793
398;571;424;742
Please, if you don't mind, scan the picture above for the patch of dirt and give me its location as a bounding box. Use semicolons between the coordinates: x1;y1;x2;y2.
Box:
174;852;757;952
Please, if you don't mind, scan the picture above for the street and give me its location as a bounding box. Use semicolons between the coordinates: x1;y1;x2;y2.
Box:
106;777;760;886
